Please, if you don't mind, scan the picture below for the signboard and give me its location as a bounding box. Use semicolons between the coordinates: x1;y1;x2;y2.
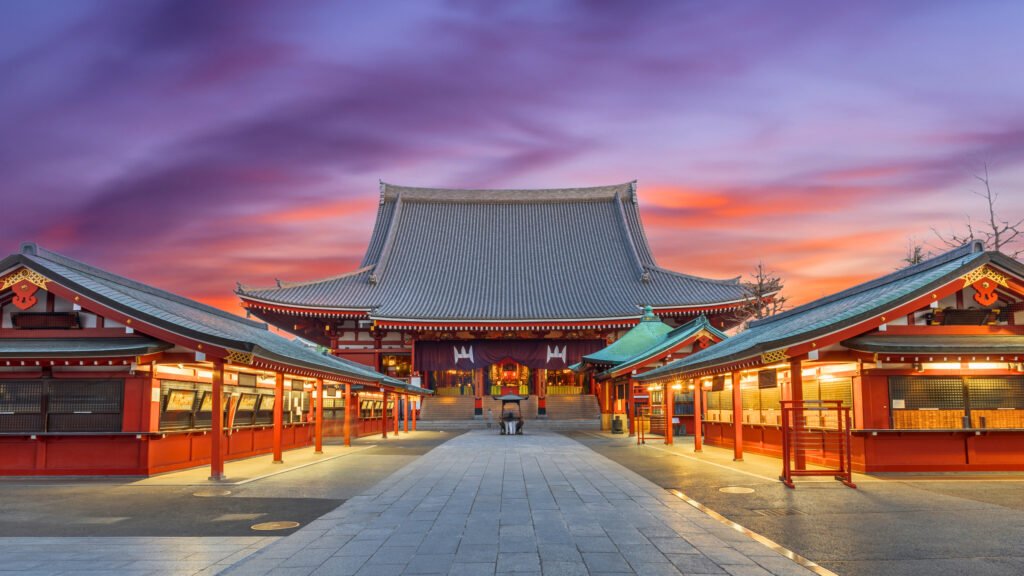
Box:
259;395;275;411
711;375;726;391
757;369;778;389
238;393;258;411
165;390;196;412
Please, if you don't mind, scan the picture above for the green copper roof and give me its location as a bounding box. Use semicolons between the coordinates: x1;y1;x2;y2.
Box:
598;315;726;379
581;306;672;365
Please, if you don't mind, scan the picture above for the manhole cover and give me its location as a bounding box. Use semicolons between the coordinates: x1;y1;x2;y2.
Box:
753;508;806;517
192;488;232;497
251;521;300;531
718;486;755;494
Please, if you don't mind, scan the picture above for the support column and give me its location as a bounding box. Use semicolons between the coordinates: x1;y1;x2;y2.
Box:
393;392;400;435
537;370;546;417
273;373;284;463
210;360;226;480
627;379;635;436
343;383;352;447
789;359;806;469
731;371;743;461
474;369;483;417
381;390;388;439
664;385;674;445
693;381;703;452
412;397;418;431
314;378;324;454
403;395;410;433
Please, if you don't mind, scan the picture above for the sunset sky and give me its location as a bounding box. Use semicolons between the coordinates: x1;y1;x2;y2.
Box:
2;1;1023;313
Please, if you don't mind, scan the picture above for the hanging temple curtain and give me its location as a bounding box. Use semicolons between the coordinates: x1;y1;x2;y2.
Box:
415;339;604;371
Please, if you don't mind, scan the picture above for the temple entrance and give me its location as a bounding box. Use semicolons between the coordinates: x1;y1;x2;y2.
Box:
428;369;475;396
487;360;532;396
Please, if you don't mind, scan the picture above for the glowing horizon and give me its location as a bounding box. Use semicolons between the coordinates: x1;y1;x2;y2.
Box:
2;1;1022;316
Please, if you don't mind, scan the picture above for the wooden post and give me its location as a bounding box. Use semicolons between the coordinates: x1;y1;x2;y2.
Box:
343;383;352;447
790;359;806;469
210;360;225;481
622;379;630;432
403;395;410;433
314;378;324;454
412;397;418;431
693;381;703;452
393;391;400;435
664;385;674;445
273;372;284;463
732;371;743;461
381;390;388;439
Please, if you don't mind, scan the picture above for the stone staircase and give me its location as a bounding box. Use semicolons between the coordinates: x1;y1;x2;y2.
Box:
545;395;601;420
416;394;601;431
483;395;538;419
420;396;474;420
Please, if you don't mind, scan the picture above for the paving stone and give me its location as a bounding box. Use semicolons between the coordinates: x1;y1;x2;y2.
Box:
215;431;813;576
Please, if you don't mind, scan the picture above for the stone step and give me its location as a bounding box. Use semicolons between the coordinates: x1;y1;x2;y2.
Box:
415;419;600;431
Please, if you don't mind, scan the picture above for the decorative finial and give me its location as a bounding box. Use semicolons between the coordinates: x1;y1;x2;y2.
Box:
275;278;282;288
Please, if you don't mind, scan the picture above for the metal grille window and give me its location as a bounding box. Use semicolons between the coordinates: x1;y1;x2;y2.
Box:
967;377;1024;409
820;377;854;408
0;381;44;433
741;388;761;411
46;380;123;433
890;376;965;410
889;376;966;430
760;386;781;411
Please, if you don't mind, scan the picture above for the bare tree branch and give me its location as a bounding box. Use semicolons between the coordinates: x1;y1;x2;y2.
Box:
932;163;1023;258
730;261;787;331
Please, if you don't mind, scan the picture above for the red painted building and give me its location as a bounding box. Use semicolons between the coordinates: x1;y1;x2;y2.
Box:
237;182;751;426
0;244;428;476
639;242;1024;472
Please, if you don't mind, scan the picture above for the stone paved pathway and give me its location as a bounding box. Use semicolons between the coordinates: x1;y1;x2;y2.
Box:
222;430;816;575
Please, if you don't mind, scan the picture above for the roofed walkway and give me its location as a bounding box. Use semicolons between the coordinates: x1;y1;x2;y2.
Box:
223;430;815;575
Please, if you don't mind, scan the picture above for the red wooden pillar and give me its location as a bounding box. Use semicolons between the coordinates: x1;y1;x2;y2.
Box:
664;385;674;445
210;360;225;481
403;395;410;433
790;359;806;469
393;392;400;435
343;383;352;447
627;379;635;436
273;373;284;463
537;370;547;417
412;397;418;430
731;371;743;461
474;369;483;417
693;381;703;452
381;389;388;439
314;378;324;454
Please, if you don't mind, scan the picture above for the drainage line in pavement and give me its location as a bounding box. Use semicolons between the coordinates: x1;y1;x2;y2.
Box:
669;488;838;576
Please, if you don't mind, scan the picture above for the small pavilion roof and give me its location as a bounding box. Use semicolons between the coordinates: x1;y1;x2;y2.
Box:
638;242;1021;381
1;244;422;393
579;310;726;379
237;182;749;323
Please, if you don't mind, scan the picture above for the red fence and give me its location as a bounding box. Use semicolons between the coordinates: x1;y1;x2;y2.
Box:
780;400;856;489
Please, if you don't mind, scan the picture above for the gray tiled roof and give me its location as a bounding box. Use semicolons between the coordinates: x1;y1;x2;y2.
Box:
239;182;748;321
842;334;1024;355
1;244;418;391
638;242;1021;380
0;337;172;358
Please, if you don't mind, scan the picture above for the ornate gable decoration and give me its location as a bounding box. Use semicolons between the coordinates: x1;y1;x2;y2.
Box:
225;349;254;365
962;266;1009;307
2;268;50;310
760;349;788;365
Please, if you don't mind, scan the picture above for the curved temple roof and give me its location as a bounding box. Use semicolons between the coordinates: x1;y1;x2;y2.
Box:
1;244;417;392
638;242;1024;382
239;182;748;322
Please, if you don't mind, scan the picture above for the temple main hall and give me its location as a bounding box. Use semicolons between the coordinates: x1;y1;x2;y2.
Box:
237;182;750;426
